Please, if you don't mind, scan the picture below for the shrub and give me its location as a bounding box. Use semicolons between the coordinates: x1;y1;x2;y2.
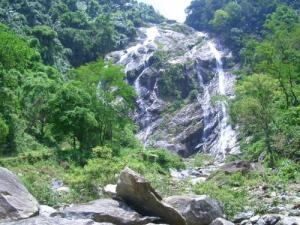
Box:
193;181;248;218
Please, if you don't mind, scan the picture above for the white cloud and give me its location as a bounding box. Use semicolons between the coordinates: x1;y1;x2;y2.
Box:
137;0;192;23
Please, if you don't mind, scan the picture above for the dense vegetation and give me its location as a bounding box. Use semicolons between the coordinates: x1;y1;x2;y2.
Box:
0;0;299;218
0;1;186;206
186;0;300;55
0;0;164;69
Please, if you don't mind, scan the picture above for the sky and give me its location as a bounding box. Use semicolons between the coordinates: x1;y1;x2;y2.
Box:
137;0;192;23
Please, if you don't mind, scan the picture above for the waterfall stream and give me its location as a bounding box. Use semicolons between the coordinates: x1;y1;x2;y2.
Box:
207;41;239;160
115;26;161;145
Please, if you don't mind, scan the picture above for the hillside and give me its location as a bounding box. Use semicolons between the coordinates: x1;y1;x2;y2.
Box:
0;0;299;225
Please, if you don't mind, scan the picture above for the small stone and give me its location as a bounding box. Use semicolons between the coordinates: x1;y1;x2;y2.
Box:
233;212;255;223
288;210;300;217
267;207;284;214
56;186;70;194
256;218;266;225
250;215;260;223
103;184;117;199
240;220;252;225
270;192;277;198
210;218;235;225
261;214;281;225
39;205;57;217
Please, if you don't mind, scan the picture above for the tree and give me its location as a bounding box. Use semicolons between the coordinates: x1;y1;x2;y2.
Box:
0;24;39;71
0;116;9;145
231;74;280;165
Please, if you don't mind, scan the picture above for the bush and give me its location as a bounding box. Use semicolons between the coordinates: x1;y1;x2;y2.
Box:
0;117;9;144
193;181;248;218
92;146;113;159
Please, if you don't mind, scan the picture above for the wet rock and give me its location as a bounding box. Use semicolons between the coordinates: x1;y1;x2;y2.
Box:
0;167;39;222
164;195;223;225
288;210;300;217
116;167;186;225
210;218;234;225
54;199;158;225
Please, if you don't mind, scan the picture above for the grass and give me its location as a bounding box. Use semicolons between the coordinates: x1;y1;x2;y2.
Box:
0;146;186;206
192;160;300;219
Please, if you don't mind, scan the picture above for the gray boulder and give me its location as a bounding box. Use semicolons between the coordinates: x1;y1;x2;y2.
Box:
210;218;234;225
53;199;158;225
116;167;186;225
1;216;113;225
164;195;223;225
276;216;300;225
233;212;255;223
0;167;39;222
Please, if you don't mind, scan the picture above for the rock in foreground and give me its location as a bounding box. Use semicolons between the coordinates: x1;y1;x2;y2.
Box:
210;218;234;225
2;216;113;225
164;195;223;225
0;167;39;222
54;199;158;225
116;167;186;225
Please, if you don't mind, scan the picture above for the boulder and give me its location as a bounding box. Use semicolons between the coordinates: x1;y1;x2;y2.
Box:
221;161;252;174
210;218;234;225
233;212;255;223
261;214;281;225
0;167;39;222
1;216;114;225
53;199;158;225
276;216;300;225
116;167;186;225
164;195;223;225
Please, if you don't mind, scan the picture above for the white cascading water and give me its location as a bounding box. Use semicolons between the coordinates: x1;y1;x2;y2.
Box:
116;27;161;145
196;68;212;146
207;41;238;160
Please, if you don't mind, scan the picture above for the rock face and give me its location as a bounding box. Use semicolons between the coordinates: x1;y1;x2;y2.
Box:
164;195;223;225
116;167;186;225
54;199;157;225
2;216;113;225
0;167;39;222
106;22;239;159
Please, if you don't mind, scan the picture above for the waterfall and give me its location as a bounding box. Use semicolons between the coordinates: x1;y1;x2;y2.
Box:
207;41;239;160
114;26;161;145
107;24;239;158
196;67;212;145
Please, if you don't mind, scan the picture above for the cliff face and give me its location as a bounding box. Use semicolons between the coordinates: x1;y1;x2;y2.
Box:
106;22;239;159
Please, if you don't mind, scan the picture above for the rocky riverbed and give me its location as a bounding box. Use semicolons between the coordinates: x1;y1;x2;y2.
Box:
1;165;299;225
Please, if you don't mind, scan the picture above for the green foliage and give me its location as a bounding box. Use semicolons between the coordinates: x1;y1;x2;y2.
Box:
186;0;299;55
230;5;300;165
158;64;185;99
193;154;214;168
0;0;164;68
193;180;248;218
0;117;8;144
0;24;39;70
92;146;113;159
